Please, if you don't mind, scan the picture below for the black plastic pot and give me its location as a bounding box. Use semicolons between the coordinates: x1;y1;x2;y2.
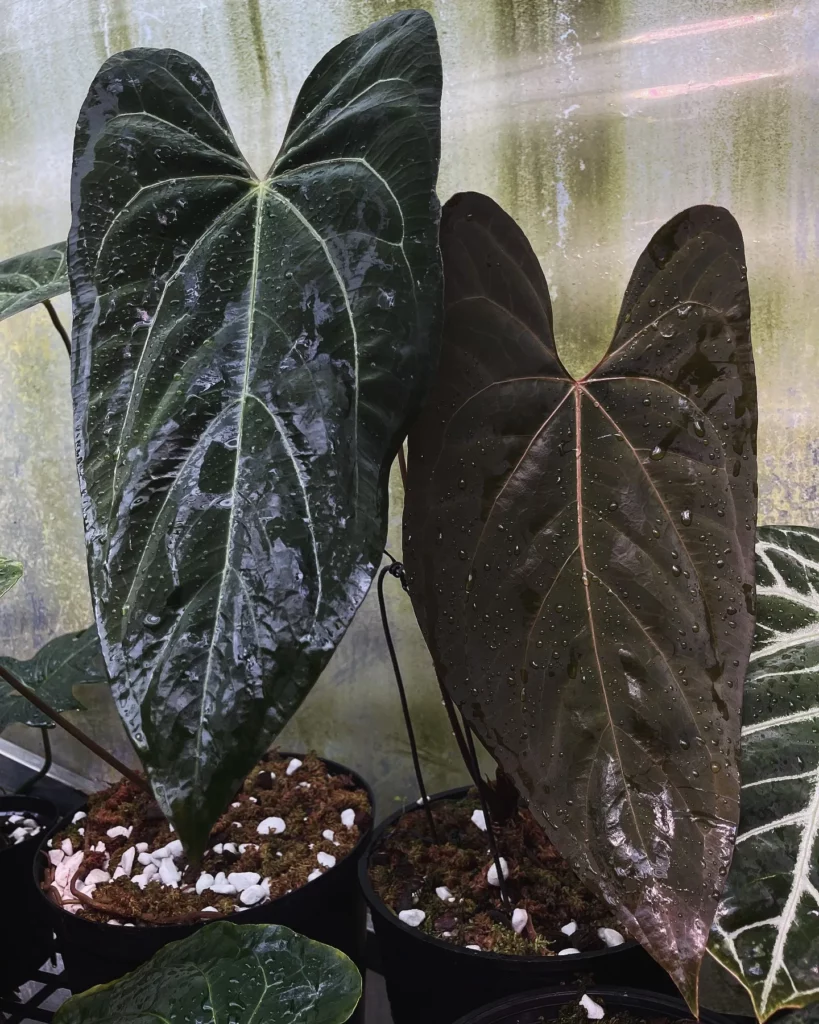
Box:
35;754;373;992
0;795;58;993
452;987;733;1024
360;787;676;1024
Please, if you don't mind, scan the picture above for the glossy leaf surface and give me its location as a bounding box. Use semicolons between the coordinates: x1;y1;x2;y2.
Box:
403;193;757;1007
0;558;23;599
0;242;67;321
0;627;106;730
710;526;819;1020
54;922;361;1024
69;12;442;855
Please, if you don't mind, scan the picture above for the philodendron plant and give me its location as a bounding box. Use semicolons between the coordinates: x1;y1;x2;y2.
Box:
0;9;443;857
53;922;361;1023
403;192;758;1010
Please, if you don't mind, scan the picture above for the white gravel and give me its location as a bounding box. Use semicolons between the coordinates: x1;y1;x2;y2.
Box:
398;909;425;927
561;921;578;936
512;908;528;934
486;858;509;887
340;808;355;828
580;995;605;1020
471;809;487;831
257;817;286;836
286;758;303;776
598;927;624;947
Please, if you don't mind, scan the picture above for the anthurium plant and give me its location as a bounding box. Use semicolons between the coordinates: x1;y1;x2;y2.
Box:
403;191;758;1010
0;9;443;857
53;922;361;1024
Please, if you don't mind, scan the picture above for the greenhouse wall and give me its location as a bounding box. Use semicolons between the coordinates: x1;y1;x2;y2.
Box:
0;0;815;809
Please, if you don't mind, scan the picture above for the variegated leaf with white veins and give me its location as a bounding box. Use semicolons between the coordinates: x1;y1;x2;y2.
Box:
710;525;819;1020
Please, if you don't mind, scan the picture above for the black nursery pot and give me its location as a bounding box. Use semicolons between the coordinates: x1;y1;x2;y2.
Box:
35;755;373;992
360;787;676;1024
0;795;58;993
451;987;733;1024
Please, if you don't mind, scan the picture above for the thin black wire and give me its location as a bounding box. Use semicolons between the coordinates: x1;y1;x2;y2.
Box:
16;727;53;795
377;557;439;843
464;719;512;911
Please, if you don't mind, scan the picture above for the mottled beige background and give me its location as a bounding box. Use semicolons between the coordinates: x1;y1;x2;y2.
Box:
1;0;816;810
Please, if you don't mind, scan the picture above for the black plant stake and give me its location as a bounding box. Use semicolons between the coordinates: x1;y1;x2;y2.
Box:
463;718;512;912
378;554;439;843
16;726;53;795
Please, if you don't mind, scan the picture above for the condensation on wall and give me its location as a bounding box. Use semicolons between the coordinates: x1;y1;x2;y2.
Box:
1;0;817;808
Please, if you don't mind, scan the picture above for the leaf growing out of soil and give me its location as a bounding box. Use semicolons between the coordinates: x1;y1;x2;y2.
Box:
0;242;68;322
403;192;758;1010
709;526;819;1021
68;13;442;856
0;626;107;730
53;921;361;1024
0;558;23;599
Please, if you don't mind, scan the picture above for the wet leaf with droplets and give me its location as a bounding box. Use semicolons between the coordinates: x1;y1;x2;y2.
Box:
53;921;361;1024
68;13;442;857
0;627;107;730
709;526;819;1021
404;193;757;1010
0;242;68;322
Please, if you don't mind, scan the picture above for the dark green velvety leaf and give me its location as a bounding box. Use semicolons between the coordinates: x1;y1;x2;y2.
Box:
0;558;23;599
0;242;67;321
53;921;361;1024
403;192;757;1009
69;12;442;856
710;526;819;1021
699;951;757;1017
0;627;107;730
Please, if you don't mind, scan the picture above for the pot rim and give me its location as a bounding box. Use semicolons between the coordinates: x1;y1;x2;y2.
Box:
450;985;732;1024
33;750;374;934
358;784;640;965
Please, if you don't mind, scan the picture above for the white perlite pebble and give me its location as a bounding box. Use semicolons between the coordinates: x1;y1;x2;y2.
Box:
317;851;336;869
138;852;154;866
580;995;605;1020
61;838;73;856
196;873;215;895
322;830;335;842
471;809;487;832
398;909;425;927
240;883;267;906
286;758;303;776
210;872;237;895
249;796;258;803
561;921;578;937
72;811;87;824
118;847;136;876
559;948;581;956
465;944;482;951
85;868;111;886
106;825;132;839
228;872;261;892
9;814;22;823
201;906;220;913
231;802;241;808
307;869;323;882
93;841;106;853
130;874;150;890
512;908;528;934
598;927;624;947
436;886;454;902
142;862;159;879
257;817;286;836
213;844;224;855
238;843;258;854
48;849;64;867
223;842;238;854
159;859;181;887
340;808;355;828
136;842;149;852
167;839;184;859
487;858;509;887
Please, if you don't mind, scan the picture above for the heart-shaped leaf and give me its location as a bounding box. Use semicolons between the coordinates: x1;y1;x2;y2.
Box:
53;921;361;1024
710;525;819;1021
0;626;107;731
0;242;67;322
0;558;23;599
403;192;757;1008
69;12;442;855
